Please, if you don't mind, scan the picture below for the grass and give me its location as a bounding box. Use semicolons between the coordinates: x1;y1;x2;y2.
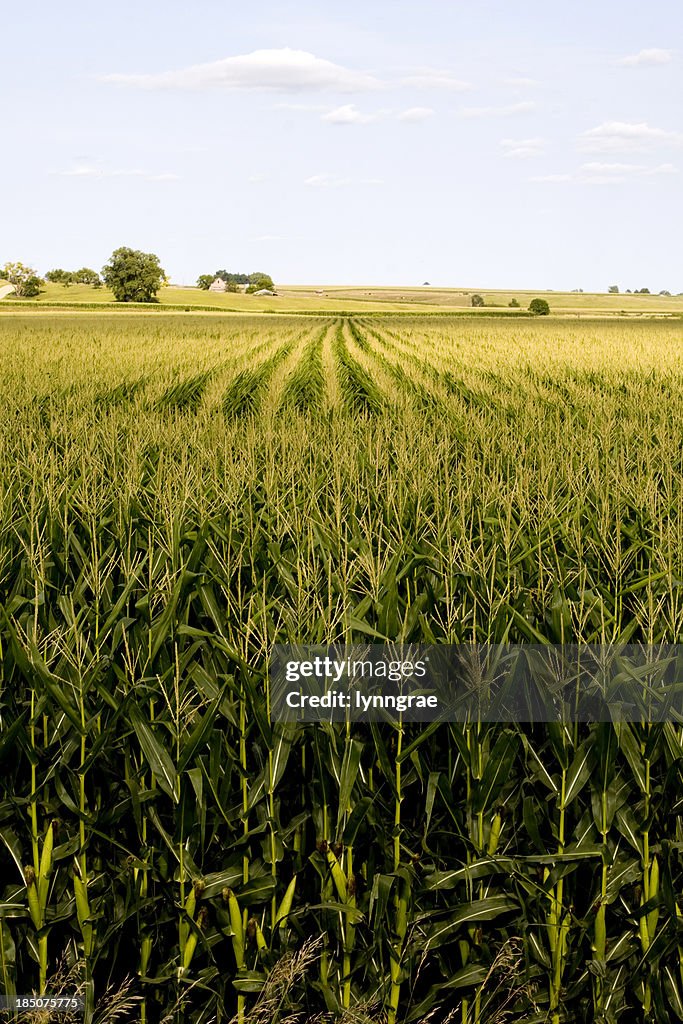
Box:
1;312;683;1022
2;281;682;315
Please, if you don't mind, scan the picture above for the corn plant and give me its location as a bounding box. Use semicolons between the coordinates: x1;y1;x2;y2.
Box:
1;312;683;1023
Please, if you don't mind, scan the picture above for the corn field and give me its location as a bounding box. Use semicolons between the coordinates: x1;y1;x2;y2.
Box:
1;311;683;1023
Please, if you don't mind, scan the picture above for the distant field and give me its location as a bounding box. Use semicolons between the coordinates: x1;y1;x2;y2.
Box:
2;280;682;315
286;283;683;313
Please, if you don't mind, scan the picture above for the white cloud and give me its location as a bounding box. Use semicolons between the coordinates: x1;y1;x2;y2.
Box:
617;48;673;67
501;137;544;158
274;101;329;111
502;76;540;87
321;104;379;124
397;106;435;122
101;48;382;92
530;174;573;183
399;68;472;90
579;120;683;152
460;101;537;118
58;165;101;177
54;165;178;181
580;161;677;175
531;161;678;185
304;174;384;188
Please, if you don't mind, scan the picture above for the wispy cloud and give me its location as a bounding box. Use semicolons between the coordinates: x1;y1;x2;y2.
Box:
397;106;434;122
531;161;677;184
530;173;573;184
616;48;673;67
320;104;434;125
460;101;537;118
502;76;540;87
321;104;380;124
101;48;382;92
275;101;329;111
304;174;384;188
53;165;179;181
579;120;683;152
501;137;544;158
399;68;472;91
581;161;677;174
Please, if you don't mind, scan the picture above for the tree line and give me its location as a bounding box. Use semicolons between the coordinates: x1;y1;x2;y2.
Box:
2;251;277;302
197;271;275;293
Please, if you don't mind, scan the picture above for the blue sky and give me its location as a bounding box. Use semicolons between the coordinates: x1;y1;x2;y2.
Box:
2;1;681;289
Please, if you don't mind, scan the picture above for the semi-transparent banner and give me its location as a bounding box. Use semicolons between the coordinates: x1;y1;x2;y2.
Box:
269;645;683;723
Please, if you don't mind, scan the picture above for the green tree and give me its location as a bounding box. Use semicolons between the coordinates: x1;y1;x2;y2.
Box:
248;272;275;290
528;297;550;315
45;268;74;285
509;297;520;307
608;285;619;293
102;247;165;302
196;274;215;290
73;268;101;286
215;270;250;285
2;261;42;297
22;276;43;297
471;293;485;307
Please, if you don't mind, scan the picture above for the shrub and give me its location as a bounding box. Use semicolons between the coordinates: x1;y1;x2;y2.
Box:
528;297;550;316
471;294;485;307
22;276;43;298
509;298;520;308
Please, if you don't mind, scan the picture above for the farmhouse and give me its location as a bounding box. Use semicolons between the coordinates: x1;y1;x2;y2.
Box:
208;277;227;292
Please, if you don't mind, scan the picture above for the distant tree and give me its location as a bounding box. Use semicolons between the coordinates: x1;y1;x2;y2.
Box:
248;272;275;290
73;268;101;286
102;247;165;302
2;261;42;297
214;271;251;285
638;288;650;294
22;276;43;298
509;297;520;307
625;289;632;293
225;281;239;292
529;297;550;315
45;268;74;284
659;290;671;296
608;285;619;293
210;270;274;290
471;293;485;307
197;274;215;290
